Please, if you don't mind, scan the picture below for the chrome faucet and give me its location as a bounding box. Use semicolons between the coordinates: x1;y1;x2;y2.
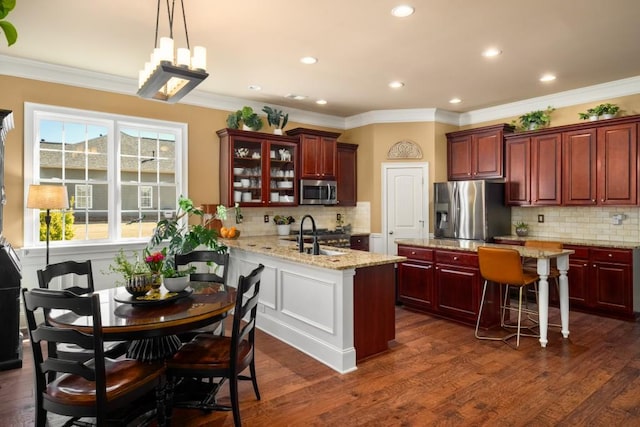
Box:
299;214;320;255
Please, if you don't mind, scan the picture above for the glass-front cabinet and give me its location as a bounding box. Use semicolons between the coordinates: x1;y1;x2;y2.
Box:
218;128;298;206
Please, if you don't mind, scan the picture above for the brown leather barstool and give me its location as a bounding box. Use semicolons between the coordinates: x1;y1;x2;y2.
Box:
476;246;540;348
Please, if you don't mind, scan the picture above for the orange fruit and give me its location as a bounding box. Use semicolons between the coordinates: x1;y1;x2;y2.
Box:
220;227;228;238
228;227;237;238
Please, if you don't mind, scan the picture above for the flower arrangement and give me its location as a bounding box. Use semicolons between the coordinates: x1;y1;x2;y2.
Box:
105;249;150;283
273;215;295;225
144;248;165;275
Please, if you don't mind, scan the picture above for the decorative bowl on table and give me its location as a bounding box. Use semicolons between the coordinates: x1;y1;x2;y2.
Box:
125;274;153;296
163;275;190;292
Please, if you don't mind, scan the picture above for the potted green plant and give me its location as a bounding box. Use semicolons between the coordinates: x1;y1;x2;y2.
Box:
147;196;227;273
514;221;529;237
273;215;295;236
226;106;263;131
105;249;153;295
514;106;555;131
596;103;620;119
262;106;289;135
0;0;17;46
578;108;600;121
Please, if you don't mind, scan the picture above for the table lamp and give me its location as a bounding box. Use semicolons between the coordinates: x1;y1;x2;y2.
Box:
27;184;69;265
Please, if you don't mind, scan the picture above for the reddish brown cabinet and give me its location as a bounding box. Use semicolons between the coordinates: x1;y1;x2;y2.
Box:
397;245;501;327
287;128;339;179
218;128;298;207
506;115;640;207
505;132;562;206
350;234;369;252
563;122;638;206
447;123;514;181
336;143;358;206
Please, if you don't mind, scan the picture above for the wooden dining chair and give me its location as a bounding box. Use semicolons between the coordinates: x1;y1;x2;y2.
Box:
21;287;167;427
476;247;540;348
175;250;230;339
37;260;128;370
166;263;265;427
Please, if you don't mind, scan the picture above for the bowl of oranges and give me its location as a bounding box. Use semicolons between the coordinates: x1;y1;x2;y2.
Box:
219;226;240;240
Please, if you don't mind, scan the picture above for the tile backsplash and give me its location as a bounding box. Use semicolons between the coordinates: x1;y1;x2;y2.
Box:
511;206;640;243
219;202;371;236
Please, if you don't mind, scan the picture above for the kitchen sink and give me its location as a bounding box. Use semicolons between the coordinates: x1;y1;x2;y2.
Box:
318;249;346;256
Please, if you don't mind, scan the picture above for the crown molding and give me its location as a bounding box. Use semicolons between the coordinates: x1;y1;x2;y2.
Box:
2;54;639;131
459;75;640;126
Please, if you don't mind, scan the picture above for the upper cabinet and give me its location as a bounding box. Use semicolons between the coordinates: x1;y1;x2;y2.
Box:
505;115;639;207
336;143;358;206
446;124;515;180
287;128;340;179
218;128;299;207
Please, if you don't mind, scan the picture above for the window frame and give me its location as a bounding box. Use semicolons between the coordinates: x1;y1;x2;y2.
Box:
138;185;153;209
23;102;188;248
74;184;94;209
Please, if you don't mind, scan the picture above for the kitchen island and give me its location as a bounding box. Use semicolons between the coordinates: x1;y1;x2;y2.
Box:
222;236;405;373
395;238;574;348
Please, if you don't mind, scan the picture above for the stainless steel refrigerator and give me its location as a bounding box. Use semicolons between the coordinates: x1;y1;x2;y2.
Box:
434;180;511;241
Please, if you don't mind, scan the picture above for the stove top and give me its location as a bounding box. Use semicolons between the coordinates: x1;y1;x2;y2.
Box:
296;228;347;236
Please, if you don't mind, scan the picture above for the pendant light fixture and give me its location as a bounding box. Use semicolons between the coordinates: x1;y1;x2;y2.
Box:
137;0;208;103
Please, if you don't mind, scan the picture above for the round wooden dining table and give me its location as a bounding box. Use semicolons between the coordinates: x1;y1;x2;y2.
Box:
48;281;236;361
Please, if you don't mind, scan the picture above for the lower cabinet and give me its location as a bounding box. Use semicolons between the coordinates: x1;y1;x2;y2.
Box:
397;245;501;327
494;239;637;320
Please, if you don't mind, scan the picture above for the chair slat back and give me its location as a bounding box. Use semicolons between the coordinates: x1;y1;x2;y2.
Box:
37;260;95;294
231;264;264;362
478;247;527;285
175;250;229;284
22;288;107;404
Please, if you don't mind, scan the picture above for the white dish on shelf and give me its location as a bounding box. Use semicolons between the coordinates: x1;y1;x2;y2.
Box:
279;195;292;203
233;181;242;188
242;192;252;202
233;167;244;175
241;179;250;187
270;192;279;202
277;181;293;189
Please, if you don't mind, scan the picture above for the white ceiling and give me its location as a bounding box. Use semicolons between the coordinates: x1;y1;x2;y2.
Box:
2;0;640;118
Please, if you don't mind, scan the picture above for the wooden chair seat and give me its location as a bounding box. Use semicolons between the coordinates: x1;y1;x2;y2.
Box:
46;358;164;407
168;335;252;373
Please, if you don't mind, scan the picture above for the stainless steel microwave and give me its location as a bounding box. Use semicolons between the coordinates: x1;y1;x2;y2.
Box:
299;179;338;205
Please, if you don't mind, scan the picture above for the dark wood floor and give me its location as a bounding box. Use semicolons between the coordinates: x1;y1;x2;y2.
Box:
2;306;640;426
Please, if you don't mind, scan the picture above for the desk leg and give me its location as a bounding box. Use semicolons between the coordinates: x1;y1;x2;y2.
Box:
536;258;550;348
557;254;570;339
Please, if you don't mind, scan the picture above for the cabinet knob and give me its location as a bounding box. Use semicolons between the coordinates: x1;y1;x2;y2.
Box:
601;199;605;202
608;253;612;257
593;264;596;267
584;263;588;267
453;256;458;261
411;251;416;255
592;199;595;202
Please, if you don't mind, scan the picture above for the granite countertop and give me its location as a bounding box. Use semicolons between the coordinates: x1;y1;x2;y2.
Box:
493;235;640;250
222;236;405;270
395;238;574;259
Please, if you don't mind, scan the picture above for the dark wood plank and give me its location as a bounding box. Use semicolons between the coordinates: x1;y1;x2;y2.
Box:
4;306;640;426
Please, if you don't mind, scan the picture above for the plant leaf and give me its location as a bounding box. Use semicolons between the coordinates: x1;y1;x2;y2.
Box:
0;20;17;46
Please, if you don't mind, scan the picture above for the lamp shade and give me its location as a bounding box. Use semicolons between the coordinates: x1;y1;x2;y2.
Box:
27;185;69;210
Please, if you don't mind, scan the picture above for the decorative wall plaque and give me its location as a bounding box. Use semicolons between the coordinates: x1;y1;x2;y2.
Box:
387;140;422;159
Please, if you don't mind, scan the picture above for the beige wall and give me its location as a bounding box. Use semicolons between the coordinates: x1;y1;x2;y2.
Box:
4;74;640;244
0;75;341;246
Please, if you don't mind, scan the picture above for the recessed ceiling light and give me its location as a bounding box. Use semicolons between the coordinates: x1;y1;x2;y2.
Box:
300;56;318;65
482;48;502;58
248;84;262;91
389;81;405;89
285;94;307;100
540;74;556;82
449;98;462;104
316;99;327;105
391;5;415;17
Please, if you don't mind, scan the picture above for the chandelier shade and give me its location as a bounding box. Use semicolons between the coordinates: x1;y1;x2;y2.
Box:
137;0;208;103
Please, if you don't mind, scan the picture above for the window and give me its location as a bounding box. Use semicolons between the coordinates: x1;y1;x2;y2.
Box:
139;186;153;209
24;103;187;246
75;184;93;209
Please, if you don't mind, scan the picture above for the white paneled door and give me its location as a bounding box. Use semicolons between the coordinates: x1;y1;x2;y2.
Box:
382;163;428;255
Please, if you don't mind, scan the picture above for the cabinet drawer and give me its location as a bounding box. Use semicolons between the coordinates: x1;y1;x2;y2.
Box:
435;250;478;267
564;245;589;259
590;248;632;264
398;246;433;262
